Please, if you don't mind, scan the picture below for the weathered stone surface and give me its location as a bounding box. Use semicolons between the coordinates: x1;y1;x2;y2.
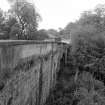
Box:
0;64;40;105
0;41;63;105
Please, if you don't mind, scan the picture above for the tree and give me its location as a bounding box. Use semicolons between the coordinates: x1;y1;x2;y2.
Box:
28;29;49;40
7;0;41;39
63;5;105;105
0;9;22;39
0;9;7;38
0;9;18;39
65;4;105;73
47;29;59;36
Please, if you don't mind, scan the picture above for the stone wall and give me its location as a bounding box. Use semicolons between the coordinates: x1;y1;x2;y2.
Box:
0;40;64;105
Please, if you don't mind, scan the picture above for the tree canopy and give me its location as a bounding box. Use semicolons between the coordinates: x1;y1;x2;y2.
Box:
59;4;105;105
0;0;42;40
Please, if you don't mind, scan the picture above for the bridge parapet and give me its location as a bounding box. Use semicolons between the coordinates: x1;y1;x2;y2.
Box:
0;40;67;105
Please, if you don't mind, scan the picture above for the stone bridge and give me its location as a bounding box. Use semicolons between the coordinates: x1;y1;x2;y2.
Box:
0;40;68;105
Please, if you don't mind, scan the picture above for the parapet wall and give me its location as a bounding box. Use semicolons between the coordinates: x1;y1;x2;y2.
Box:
0;40;65;105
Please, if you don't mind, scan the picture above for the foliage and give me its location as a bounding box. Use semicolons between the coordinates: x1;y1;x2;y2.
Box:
64;4;105;76
0;9;19;39
0;0;42;40
64;4;105;105
9;0;41;38
74;72;105;105
46;4;105;105
26;29;49;40
47;29;59;36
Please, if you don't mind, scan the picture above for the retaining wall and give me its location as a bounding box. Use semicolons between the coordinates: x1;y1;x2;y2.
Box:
0;40;65;105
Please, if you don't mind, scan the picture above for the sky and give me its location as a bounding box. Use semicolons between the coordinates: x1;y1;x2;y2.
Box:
0;0;105;30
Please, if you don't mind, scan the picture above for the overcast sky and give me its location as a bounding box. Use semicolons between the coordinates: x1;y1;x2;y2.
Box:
0;0;105;30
